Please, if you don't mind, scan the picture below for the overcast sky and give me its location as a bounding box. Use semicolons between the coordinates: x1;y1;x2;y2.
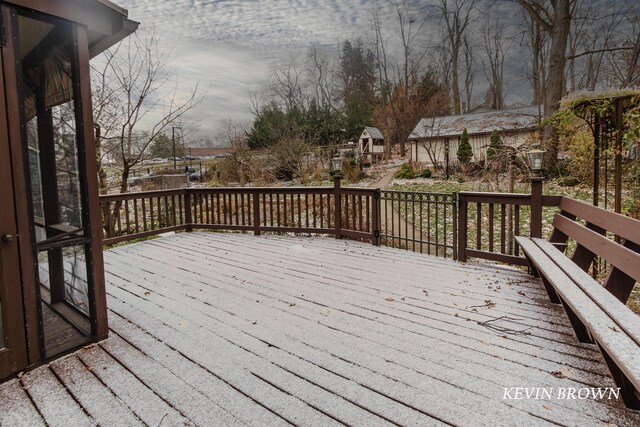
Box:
111;0;630;145
115;0;427;142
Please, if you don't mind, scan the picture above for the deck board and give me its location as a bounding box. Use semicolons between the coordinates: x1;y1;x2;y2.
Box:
4;232;640;426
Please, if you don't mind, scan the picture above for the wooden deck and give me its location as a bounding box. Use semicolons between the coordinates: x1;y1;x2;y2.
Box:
2;232;640;426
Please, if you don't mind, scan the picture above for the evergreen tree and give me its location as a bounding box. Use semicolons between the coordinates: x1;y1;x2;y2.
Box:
457;128;472;164
149;132;183;159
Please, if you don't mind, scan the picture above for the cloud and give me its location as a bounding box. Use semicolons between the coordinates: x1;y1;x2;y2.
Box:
112;0;412;140
105;1;626;142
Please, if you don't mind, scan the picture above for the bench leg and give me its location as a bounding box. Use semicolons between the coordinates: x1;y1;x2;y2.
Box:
540;275;561;304
598;343;640;410
559;300;594;344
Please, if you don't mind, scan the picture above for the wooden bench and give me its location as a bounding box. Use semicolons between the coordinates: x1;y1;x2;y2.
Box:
515;197;640;409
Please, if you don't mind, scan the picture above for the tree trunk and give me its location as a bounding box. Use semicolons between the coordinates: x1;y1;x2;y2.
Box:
452;53;461;114
542;0;571;168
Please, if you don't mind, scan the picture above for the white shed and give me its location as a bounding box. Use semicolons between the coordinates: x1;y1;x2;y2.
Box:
358;127;384;164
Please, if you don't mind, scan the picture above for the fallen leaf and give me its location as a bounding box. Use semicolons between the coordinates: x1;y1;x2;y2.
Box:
551;367;571;378
543;405;552;411
144;291;151;296
385;297;395;302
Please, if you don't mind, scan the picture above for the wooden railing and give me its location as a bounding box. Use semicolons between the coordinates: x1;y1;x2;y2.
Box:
457;192;562;265
100;187;379;246
100;186;572;266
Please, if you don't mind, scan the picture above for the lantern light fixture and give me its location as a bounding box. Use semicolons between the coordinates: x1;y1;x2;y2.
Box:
527;146;545;174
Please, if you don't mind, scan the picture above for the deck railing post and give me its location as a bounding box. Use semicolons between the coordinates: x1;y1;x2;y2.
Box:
452;193;458;260
458;195;467;262
253;192;261;236
530;177;543;238
184;190;193;232
334;175;342;239
372;189;381;246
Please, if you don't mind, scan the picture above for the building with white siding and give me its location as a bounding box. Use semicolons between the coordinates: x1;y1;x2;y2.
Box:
409;107;541;167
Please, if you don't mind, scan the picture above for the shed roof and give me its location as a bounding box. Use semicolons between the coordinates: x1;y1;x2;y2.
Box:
409;106;541;140
361;127;384;140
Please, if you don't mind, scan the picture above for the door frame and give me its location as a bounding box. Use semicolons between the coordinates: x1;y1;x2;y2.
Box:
0;4;33;377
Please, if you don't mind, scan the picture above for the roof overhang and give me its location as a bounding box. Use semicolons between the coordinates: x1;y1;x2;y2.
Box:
6;0;138;58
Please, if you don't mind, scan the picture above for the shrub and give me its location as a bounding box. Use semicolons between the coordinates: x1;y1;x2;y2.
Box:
419;168;432;178
486;130;502;161
395;163;416;179
457;128;472;168
558;176;581;187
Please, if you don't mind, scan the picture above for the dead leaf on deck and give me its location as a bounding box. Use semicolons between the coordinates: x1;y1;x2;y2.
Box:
144;291;151;296
82;343;98;350
551;367;571;378
385;297;395;302
542;405;553;411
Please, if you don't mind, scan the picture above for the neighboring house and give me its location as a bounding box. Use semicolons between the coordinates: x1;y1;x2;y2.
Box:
409;106;541;166
358;127;385;164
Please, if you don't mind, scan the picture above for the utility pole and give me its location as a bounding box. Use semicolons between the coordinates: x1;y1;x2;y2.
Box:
172;126;177;170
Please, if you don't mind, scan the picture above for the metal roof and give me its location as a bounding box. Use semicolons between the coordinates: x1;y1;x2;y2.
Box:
409;106;541;140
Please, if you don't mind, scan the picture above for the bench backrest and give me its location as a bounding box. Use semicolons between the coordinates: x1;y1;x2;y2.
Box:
549;197;640;303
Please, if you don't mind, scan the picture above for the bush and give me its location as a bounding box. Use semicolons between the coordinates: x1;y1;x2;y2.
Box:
395;163;416;179
419;168;432;178
486;130;502;161
558;176;581;187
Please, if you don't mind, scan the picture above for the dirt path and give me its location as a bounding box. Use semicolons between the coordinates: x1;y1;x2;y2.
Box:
366;164;438;254
367;165;400;189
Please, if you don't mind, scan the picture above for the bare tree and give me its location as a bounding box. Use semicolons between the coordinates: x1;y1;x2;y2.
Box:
396;0;430;156
606;10;640;87
436;0;479;114
307;46;338;110
372;10;395;159
522;12;549;108
220;118;250;150
516;0;575;166
462;34;476;112
269;55;307;112
92;29;200;195
482;16;512;110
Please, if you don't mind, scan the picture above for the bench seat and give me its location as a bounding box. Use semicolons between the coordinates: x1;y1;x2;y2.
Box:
515;234;640;409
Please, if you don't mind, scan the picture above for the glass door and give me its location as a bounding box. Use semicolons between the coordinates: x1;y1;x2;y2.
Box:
14;9;95;358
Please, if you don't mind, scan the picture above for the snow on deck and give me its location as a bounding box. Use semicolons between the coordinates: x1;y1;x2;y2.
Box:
2;232;639;426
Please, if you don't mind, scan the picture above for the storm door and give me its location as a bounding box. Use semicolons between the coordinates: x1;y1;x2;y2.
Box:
12;8;96;358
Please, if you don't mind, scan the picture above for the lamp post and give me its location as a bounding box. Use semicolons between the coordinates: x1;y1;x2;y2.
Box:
527;146;545;238
332;155;343;188
332;155;343;239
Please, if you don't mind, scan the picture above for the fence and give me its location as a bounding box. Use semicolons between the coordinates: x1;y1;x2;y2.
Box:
100;187;379;246
457;191;562;265
99;184;563;266
379;190;457;259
